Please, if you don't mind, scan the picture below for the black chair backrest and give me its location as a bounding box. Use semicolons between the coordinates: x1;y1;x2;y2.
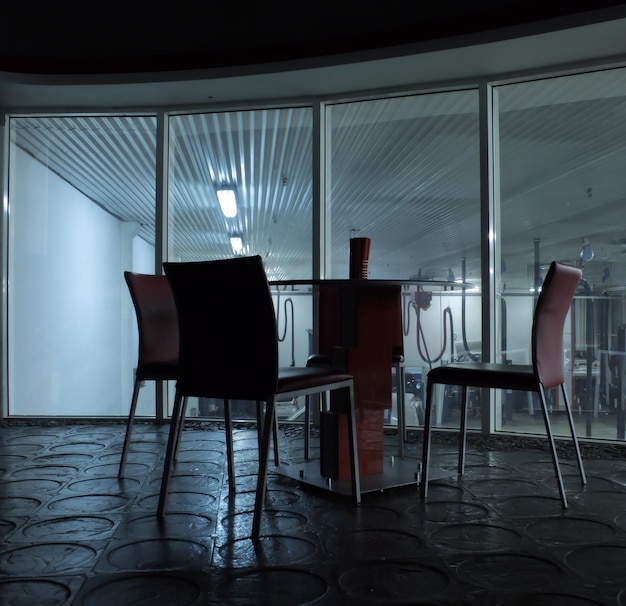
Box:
124;271;179;371
532;261;582;389
163;255;279;400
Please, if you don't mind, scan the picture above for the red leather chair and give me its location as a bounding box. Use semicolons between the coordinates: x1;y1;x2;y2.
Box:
119;272;183;478
420;261;586;507
158;255;361;538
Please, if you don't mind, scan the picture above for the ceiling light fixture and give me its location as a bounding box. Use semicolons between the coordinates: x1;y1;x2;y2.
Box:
230;234;243;254
216;187;238;218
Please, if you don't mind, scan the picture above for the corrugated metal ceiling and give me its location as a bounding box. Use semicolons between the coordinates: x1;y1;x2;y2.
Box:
9;67;626;288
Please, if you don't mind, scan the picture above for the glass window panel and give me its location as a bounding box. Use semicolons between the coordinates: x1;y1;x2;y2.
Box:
8;115;158;416
167;107;313;279
496;67;626;441
167;107;313;420
326;90;481;430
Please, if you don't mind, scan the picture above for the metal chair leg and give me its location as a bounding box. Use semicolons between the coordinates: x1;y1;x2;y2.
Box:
272;404;281;465
538;384;568;508
224;399;236;491
255;401;263;448
303;391;328;461
396;362;406;458
304;394;312;460
118;378;141;478
322;391;329;412
256;400;280;465
256;401;280;467
157;390;186;517
253;398;275;538
173;396;189;460
561;382;586;484
345;382;361;505
420;380;436;499
458;385;468;475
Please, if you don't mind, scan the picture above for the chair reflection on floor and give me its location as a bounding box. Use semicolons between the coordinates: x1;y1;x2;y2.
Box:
420;261;586;507
158;255;361;538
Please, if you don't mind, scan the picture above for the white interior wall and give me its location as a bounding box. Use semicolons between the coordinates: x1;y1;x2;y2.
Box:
500;295;534;365
9;147;146;416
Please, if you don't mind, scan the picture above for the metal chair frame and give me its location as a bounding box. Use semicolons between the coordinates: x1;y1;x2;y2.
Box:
420;261;586;507
119;272;182;478
157;256;361;538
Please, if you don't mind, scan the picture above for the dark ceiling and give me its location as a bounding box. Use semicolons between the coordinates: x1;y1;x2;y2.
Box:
2;1;626;74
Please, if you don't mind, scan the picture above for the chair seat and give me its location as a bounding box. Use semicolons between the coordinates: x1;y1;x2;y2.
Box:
428;362;537;391
306;353;404;366
277;366;353;394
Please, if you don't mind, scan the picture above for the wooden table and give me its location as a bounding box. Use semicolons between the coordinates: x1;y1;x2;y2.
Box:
270;278;471;495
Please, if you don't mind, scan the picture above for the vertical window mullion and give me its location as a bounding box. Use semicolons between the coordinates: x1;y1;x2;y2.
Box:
479;81;498;436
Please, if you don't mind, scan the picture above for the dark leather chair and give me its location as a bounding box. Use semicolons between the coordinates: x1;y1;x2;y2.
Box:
157;255;361;538
420;261;586;507
119;272;183;478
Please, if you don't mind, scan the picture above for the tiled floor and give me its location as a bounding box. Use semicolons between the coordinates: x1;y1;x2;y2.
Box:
1;420;626;605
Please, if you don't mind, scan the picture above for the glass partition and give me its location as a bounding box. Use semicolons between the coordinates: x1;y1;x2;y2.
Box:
167;107;313;279
167;107;313;420
5;66;626;445
495;67;626;440
8;115;157;416
326;89;482;430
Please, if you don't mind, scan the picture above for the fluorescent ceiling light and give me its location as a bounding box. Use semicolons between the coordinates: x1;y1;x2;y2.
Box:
217;187;237;218
230;235;243;253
